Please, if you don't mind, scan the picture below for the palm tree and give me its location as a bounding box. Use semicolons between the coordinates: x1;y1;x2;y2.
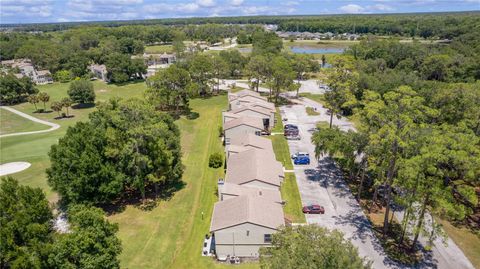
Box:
27;94;40;112
61;97;73;117
37;92;50;111
51;101;63;117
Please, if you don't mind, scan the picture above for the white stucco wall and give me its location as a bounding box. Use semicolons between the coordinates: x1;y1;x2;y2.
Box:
214;223;277;257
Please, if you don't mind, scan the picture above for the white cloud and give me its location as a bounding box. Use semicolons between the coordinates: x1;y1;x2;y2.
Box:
197;0;215;7
144;3;200;14
339;4;365;13
284;1;299;6
230;0;244;6
242;6;273;15
0;0;53;17
62;0;143;21
369;4;394;11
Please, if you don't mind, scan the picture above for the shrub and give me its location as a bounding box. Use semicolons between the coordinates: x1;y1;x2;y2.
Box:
68;78;95;104
209;153;223;168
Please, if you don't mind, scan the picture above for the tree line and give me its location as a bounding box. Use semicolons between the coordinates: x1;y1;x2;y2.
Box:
4;12;479;40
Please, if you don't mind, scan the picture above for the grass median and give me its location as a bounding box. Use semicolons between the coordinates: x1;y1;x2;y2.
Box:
281;173;306;223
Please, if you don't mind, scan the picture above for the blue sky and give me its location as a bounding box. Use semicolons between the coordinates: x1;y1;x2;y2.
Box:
0;0;479;24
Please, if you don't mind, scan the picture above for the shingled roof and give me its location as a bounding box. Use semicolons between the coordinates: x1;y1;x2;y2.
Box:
223;116;264;131
229;105;272;117
225;148;283;187
229;133;273;152
210;195;285;231
220;182;282;203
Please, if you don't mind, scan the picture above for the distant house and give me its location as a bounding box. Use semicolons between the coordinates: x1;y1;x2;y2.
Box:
225;148;284;190
225;133;273;159
133;52;176;77
89;64;108;82
1;58;53;85
217;181;283;204
34;70;53;85
210;195;285;258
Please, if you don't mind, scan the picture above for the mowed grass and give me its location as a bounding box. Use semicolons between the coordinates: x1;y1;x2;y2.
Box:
0;80;147;200
145;44;174;54
109;95;258;269
281;173;306;223
268;128;305;223
299;93;326;106
305;107;320;116
271;108;284;133
0;108;49;135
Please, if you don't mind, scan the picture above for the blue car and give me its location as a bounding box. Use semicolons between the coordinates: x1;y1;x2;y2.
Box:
294;156;310;165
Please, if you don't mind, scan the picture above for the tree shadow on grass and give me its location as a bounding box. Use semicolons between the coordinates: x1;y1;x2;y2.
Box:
33;109;53;114
72;103;95;109
107;79;145;87
101;180;186;216
53;115;75;120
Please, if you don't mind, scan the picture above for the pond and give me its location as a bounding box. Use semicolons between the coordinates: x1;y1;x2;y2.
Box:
290;46;345;54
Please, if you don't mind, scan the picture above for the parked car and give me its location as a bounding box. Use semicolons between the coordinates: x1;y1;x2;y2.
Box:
286;135;301;140
284;124;298;130
284;129;299;136
307;127;319;133
293;155;310;165
302;204;325;214
291;152;309;159
260;130;270;136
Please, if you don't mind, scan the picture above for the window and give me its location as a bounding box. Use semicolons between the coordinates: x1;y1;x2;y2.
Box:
246;230;250;236
264;234;272;243
255;131;261;136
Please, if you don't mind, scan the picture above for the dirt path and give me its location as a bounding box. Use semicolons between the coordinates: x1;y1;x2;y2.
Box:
0;106;60;138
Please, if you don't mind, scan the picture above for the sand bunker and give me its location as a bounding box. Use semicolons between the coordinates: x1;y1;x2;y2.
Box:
0;162;31;176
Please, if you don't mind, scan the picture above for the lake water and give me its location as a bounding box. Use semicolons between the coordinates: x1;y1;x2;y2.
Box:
290;46;345;54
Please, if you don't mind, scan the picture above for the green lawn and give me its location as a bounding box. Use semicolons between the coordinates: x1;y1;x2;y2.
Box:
0;80;147;200
269;135;293;170
271;108;284;133
0;108;49;135
268;129;305;223
299;93;326;106
306;107;320;116
145;44;174;54
281;173;306;223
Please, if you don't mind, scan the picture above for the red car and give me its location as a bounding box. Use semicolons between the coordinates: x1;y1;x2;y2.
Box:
302;204;325;214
